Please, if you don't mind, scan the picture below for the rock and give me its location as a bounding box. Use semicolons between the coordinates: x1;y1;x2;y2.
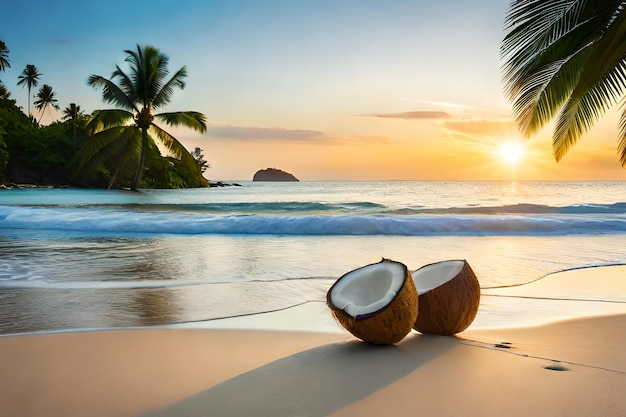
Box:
252;168;299;182
209;181;241;187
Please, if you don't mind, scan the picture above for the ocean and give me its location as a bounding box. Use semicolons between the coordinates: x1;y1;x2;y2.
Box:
1;181;625;335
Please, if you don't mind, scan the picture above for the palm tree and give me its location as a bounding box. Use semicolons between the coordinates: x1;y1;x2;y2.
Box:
62;103;85;144
33;84;60;124
0;82;10;99
76;44;207;190
501;0;626;165
16;64;42;118
0;41;10;72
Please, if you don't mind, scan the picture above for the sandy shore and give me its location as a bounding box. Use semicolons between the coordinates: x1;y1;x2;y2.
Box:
1;267;625;417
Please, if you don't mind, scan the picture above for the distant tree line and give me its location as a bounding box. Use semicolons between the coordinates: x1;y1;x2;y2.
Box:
0;41;209;189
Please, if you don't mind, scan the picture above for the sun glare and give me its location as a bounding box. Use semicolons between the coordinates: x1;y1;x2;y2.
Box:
499;142;526;166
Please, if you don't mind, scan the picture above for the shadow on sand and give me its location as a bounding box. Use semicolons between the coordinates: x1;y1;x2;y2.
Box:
140;333;460;417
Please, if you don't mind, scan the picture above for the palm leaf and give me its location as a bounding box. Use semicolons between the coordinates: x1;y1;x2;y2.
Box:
86;109;133;135
150;123;198;169
73;128;142;185
502;0;626;164
502;1;618;136
154;111;207;133
88;74;136;110
73;126;133;170
152;66;187;110
619;102;626;166
552;8;626;160
111;65;139;105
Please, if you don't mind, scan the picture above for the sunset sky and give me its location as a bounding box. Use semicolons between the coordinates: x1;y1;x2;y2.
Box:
2;0;626;181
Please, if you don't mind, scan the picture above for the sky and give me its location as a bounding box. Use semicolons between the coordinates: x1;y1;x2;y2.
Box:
2;0;626;181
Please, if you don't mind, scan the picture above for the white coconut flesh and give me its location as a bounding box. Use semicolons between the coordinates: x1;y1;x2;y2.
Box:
329;262;406;318
412;260;464;294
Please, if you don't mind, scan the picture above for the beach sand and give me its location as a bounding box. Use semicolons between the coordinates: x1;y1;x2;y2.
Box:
1;267;625;417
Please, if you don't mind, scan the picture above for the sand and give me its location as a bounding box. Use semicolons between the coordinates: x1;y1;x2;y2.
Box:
1;266;625;417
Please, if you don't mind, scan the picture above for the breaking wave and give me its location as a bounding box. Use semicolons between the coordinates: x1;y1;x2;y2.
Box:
1;203;625;236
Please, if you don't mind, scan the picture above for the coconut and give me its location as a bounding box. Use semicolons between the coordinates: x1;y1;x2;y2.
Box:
412;259;480;336
326;259;418;345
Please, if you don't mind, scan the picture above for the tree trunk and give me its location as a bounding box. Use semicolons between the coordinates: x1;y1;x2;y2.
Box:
131;129;149;191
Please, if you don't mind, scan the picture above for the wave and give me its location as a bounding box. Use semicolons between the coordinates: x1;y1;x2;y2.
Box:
23;201;387;214
388;202;626;215
2;204;625;236
13;201;626;215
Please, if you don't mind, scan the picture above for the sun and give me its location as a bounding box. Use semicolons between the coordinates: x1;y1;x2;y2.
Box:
499;142;526;166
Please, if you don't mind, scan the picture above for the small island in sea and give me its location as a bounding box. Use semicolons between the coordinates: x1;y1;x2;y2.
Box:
252;168;299;182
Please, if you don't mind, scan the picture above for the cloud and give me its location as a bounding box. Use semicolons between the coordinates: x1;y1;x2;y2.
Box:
366;111;453;120
207;124;329;141
442;118;517;137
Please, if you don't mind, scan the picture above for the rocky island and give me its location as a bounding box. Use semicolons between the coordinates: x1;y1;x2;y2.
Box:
252;168;299;182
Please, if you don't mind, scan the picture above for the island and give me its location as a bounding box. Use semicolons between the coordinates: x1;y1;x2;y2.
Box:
252;168;299;182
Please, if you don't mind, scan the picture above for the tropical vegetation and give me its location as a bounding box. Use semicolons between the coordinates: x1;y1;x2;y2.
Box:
501;0;626;165
16;64;41;120
0;41;210;189
74;44;208;190
34;84;59;124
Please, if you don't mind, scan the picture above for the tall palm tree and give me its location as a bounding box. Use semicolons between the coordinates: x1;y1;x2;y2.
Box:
16;64;42;118
33;84;59;124
77;44;207;190
501;0;626;165
0;41;10;72
62;103;85;144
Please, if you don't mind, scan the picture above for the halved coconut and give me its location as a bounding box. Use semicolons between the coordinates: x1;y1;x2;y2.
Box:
327;259;418;345
412;259;480;336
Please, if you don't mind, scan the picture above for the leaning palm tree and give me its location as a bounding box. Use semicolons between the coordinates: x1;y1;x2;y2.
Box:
0;41;10;72
76;44;207;190
16;64;42;118
33;84;60;124
501;0;626;165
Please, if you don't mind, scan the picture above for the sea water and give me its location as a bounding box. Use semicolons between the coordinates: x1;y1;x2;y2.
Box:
1;181;625;334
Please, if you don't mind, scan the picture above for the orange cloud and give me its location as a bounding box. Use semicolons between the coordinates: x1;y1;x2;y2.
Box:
365;111;452;120
206;124;329;142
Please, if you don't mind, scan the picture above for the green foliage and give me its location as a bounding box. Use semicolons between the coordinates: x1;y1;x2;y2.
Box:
501;0;626;165
79;45;208;190
0;125;8;183
0;44;209;189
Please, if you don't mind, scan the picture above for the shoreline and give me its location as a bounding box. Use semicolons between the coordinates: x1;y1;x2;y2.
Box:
2;264;625;338
1;265;626;416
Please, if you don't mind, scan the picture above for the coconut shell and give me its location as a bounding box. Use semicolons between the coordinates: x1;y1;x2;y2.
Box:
327;259;418;345
412;259;480;336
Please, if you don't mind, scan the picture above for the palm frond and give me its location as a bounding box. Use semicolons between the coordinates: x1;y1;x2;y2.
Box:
154;111;207;133
72;127;142;185
88;74;136;110
502;1;619;136
124;45;169;106
502;0;626;164
619;100;626;166
554;61;626;161
552;8;626;160
111;65;139;105
152;66;187;110
73;126;137;170
86;109;134;135
150;123;198;168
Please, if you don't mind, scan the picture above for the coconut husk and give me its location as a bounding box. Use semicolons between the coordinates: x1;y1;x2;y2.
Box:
327;259;418;345
413;259;480;336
